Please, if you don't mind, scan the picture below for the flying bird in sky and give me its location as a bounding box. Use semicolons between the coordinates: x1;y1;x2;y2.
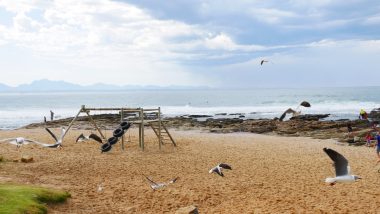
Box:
260;60;268;65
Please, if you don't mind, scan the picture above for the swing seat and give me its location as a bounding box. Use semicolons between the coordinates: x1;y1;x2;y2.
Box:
101;143;112;153
120;121;131;130
108;136;119;145
113;128;124;137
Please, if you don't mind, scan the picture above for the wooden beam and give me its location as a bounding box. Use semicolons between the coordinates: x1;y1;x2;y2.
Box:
158;107;162;150
63;108;83;139
120;109;124;151
85;111;106;140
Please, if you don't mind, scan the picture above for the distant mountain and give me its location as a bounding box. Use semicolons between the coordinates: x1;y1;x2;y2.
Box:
17;79;83;91
0;79;210;92
0;83;11;91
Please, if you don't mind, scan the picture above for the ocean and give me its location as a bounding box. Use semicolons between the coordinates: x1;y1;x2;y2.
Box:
0;87;379;129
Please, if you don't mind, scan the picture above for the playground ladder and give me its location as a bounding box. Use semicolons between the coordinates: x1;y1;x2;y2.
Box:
149;121;176;147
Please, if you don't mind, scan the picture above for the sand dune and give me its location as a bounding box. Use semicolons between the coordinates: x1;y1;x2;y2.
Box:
0;128;379;213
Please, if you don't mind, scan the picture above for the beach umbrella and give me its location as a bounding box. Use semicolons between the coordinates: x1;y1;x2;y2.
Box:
300;101;311;107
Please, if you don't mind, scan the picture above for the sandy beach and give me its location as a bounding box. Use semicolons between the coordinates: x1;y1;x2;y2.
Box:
0;128;379;213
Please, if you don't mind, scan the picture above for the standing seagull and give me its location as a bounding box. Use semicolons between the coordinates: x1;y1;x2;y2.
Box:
143;175;179;191
0;137;44;148
260;60;268;65
44;127;66;149
323;148;361;185
209;163;232;177
76;133;103;143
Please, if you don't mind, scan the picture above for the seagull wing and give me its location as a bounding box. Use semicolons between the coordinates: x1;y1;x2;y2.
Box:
211;167;224;177
45;128;58;142
219;163;232;170
279;112;287;121
0;138;15;143
8;140;18;145
143;175;159;186
59;127;67;141
168;177;179;184
323;148;349;176
300;101;311;107
261;60;264;65
76;134;85;143
89;133;103;143
43;143;61;148
24;139;45;145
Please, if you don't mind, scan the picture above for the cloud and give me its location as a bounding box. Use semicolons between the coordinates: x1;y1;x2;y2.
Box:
248;8;298;24
0;0;379;87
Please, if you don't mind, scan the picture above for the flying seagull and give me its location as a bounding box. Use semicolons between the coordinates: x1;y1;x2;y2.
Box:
279;108;300;121
260;60;268;65
143;175;179;190
0;137;44;148
209;163;232;177
323;148;361;185
300;101;311;108
44;127;66;149
76;133;102;143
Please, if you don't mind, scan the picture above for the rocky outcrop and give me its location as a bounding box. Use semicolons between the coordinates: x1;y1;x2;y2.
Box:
290;114;330;121
369;108;380;121
22;113;376;145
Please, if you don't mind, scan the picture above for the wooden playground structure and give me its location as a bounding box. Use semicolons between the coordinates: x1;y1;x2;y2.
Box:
65;105;176;151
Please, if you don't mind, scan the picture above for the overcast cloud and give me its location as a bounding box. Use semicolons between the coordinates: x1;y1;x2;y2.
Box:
0;0;379;87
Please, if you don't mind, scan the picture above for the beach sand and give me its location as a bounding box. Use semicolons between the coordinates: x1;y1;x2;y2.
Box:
0;128;379;213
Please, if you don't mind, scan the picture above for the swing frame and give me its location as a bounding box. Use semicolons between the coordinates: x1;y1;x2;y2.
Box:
65;105;176;151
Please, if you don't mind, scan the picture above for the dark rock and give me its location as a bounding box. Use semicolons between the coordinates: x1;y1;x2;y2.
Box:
290;114;330;121
187;115;213;118
369;108;380;121
215;113;227;116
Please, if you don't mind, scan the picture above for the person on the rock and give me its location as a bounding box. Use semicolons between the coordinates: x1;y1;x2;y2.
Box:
376;133;380;163
50;110;54;121
359;109;368;120
346;123;354;138
365;132;372;147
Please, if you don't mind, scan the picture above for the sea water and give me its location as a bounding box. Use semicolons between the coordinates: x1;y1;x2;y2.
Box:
0;87;379;129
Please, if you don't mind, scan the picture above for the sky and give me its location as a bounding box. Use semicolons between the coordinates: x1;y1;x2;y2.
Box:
0;0;379;88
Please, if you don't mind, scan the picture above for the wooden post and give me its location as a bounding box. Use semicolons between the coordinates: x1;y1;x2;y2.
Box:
141;108;144;151
138;108;142;149
63;107;83;138
85;110;106;140
120;108;124;151
158;107;162;150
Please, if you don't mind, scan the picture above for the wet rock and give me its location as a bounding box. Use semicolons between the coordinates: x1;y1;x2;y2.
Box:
369;108;380;121
215;113;227;116
290;114;330;121
187;115;213;118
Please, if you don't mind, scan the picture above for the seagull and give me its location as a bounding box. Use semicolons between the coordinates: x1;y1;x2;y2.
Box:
76;133;102;143
323;148;361;185
209;163;232;177
0;137;44;148
279;108;300;121
97;183;104;192
44;127;66;149
143;175;179;190
260;60;268;65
